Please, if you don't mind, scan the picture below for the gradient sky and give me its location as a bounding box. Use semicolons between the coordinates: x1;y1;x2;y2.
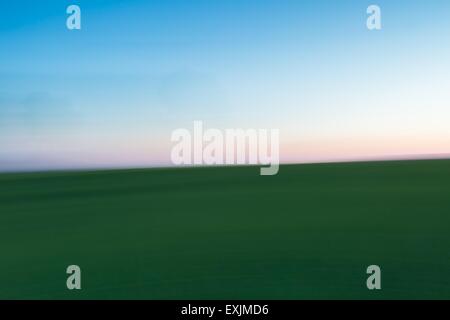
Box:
1;0;450;171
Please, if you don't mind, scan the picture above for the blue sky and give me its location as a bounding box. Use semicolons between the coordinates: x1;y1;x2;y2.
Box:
1;0;450;170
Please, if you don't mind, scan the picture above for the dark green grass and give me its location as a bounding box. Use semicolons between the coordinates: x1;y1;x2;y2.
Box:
1;159;450;299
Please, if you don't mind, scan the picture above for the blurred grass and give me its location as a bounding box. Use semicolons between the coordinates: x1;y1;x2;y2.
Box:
1;159;450;299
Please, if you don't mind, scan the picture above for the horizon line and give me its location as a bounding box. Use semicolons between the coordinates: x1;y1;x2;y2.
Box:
1;153;450;175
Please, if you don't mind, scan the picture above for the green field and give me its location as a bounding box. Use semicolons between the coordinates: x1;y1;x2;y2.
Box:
1;159;450;299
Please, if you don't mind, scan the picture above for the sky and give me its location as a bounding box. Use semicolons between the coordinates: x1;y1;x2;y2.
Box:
1;0;450;171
